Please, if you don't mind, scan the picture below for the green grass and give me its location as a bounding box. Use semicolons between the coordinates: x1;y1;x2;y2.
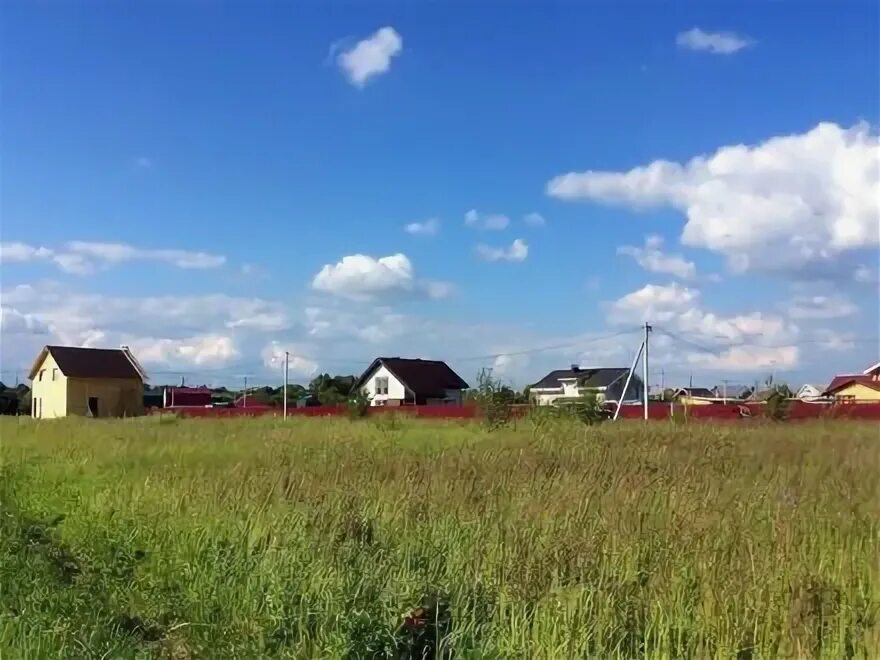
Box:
1;416;878;658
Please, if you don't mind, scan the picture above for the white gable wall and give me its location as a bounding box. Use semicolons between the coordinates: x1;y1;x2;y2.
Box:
361;364;409;406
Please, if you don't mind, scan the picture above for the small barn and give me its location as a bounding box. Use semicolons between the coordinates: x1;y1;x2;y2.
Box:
29;345;147;419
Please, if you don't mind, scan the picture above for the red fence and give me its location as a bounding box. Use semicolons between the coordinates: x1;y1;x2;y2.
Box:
613;401;880;421
160;401;880;421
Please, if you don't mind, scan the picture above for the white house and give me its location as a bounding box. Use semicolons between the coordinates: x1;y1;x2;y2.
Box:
795;384;825;401
354;357;469;406
529;366;644;406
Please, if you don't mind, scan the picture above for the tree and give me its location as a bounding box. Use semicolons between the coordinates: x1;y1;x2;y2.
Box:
473;369;513;429
309;373;356;405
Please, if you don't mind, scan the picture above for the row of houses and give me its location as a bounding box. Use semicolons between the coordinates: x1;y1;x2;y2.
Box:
26;344;880;419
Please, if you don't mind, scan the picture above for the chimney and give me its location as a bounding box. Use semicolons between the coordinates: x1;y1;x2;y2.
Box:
570;364;580;373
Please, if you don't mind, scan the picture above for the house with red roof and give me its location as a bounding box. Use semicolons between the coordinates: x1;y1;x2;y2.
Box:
822;361;880;402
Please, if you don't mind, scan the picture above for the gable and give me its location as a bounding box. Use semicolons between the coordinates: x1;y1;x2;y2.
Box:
30;351;64;384
355;358;468;397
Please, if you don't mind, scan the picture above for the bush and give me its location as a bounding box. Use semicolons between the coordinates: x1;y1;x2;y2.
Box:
473;369;512;429
573;390;606;425
346;389;371;420
764;391;791;422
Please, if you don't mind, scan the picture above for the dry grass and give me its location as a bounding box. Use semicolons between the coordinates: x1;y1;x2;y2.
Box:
1;415;878;658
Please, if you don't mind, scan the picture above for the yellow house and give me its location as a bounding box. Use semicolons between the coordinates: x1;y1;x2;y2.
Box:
822;361;880;402
29;345;147;419
672;387;719;406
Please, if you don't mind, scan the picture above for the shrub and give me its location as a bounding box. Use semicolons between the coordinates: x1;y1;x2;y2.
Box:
346;389;371;420
473;369;512;429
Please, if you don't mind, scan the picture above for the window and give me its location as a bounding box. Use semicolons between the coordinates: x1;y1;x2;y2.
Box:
52;368;59;381
375;376;389;395
38;369;45;381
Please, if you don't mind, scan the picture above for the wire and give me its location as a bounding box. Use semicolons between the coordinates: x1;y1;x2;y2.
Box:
450;327;643;362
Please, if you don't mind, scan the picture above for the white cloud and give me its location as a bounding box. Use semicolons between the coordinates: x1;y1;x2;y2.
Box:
547;122;880;279
225;313;289;331
687;345;798;371
311;253;451;301
523;212;546;227
0;306;49;335
609;282;799;371
0;240;226;274
261;341;319;377
128;334;239;367
476;238;529;263
1;242;53;262
337;26;402;87
785;295;858;320
465;209;510;231
854;265;878;284
676;27;753;54
404;218;440;236
617;234;696;279
67;241;226;269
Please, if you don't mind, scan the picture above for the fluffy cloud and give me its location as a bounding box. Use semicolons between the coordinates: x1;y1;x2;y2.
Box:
523;212;546;227
0;240;226;274
687;345;798;371
548;123;879;279
261;341;320;377
609;282;799;371
0;306;49;335
617;235;696;279
311;253;452;301
337;27;402;87
127;334;239;367
403;218;440;236
465;209;510;231
476;239;529;262
784;295;858;320
1;284;288;346
676;27;753;54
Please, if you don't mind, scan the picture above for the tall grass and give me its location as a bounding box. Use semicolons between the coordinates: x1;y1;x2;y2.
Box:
1;416;877;658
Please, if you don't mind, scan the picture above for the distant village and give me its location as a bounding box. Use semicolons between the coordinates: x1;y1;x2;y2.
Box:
2;344;877;419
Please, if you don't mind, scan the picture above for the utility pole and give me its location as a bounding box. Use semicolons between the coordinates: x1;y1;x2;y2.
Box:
614;338;644;421
283;352;289;419
243;375;247;407
643;322;651;421
721;379;730;404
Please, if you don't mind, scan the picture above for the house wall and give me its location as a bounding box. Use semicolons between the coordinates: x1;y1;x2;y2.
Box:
426;389;464;406
832;383;880;402
531;389;563;406
560;380;581;397
31;352;68;419
361;365;409;406
677;395;715;406
67;378;145;417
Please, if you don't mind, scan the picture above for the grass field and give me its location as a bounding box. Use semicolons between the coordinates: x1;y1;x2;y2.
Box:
1;416;878;658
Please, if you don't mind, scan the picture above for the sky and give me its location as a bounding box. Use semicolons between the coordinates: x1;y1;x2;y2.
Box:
1;1;878;390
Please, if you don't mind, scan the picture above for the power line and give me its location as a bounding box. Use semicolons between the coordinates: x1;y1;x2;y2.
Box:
451;327;643;362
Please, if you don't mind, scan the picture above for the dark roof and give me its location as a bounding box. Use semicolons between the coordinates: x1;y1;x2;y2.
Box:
677;387;716;398
164;386;211;394
356;357;469;397
31;345;145;380
823;375;880;396
532;367;632;390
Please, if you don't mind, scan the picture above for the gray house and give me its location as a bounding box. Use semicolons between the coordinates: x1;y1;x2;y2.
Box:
529;366;644;406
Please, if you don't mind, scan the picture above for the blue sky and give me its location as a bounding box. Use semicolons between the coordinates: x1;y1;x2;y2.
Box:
1;1;878;389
